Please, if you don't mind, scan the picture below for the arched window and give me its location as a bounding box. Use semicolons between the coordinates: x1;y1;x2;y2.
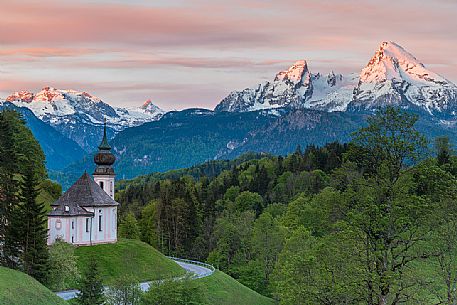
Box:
99;181;104;190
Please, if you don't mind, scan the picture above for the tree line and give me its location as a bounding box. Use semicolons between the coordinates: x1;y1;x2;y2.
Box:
0;110;51;283
118;107;457;305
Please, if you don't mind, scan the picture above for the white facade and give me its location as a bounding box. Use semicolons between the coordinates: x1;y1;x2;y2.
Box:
93;174;115;199
47;206;117;246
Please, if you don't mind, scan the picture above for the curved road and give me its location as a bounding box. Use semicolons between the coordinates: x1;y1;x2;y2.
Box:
56;258;214;301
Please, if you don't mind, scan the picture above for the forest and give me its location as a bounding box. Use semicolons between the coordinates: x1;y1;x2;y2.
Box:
3;106;457;304
117;107;457;305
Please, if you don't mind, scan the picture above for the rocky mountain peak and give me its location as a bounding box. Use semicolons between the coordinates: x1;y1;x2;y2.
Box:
350;41;457;116
141;99;154;109
359;41;439;84
326;71;342;87
34;86;65;102
139;99;164;115
6;90;35;103
274;60;310;85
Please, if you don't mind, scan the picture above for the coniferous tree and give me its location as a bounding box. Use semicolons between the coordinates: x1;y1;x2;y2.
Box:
76;259;105;305
20;164;49;283
119;212;140;239
435;136;452;166
0;110;21;268
0;110;47;270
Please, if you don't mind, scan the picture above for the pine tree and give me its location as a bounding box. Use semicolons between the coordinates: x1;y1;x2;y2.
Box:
435;136;452;166
20;165;49;283
76;259;105;305
0;110;21;268
0;110;48;270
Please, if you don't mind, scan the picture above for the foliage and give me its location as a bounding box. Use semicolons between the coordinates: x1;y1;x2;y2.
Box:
47;239;79;290
105;274;142;305
100;107;457;304
119;212;141;239
19;166;49;283
345;107;429;304
435;136;452;166
0;109;49;282
139;201;159;248
76;259;105;305
141;276;203;305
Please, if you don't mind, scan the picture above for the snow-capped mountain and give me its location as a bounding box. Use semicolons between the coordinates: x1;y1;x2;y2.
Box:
5;87;165;151
215;60;356;112
215;42;457;117
348;42;457;117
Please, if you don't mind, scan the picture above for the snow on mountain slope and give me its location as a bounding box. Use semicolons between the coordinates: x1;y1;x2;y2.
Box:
303;72;358;112
215;60;356;113
348;42;457;116
216;42;457;117
5;87;165;151
6;87;164;128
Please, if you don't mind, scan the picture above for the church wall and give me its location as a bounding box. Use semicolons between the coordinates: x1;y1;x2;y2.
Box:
48;212;118;246
83;206;117;245
47;217;73;245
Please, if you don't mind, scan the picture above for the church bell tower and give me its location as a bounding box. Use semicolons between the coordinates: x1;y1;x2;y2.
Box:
93;120;116;199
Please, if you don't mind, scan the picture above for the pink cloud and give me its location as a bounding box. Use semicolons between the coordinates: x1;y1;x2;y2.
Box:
0;47;99;57
0;0;456;110
0;1;270;47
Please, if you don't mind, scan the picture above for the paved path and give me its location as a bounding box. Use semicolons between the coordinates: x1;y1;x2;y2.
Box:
56;258;214;301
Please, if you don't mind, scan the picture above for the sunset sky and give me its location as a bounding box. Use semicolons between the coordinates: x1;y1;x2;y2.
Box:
1;0;456;110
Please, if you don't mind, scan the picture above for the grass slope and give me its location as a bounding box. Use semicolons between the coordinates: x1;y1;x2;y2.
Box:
0;267;67;305
197;271;276;305
75;239;185;285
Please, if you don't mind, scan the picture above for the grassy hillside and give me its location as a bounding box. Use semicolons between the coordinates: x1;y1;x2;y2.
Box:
75;239;185;285
0;267;67;305
197;271;276;305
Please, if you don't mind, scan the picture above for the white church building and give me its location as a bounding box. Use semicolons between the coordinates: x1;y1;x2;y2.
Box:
47;123;119;246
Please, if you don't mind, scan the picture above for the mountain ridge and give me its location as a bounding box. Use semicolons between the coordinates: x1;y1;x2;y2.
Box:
215;41;457;118
5;87;165;151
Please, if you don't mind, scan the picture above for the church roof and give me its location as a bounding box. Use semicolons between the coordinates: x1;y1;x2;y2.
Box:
48;204;93;217
49;172;119;217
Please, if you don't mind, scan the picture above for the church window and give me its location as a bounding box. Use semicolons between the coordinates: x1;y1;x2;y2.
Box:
86;218;89;232
99;215;102;231
71;221;74;229
71;236;74;243
100;181;104;190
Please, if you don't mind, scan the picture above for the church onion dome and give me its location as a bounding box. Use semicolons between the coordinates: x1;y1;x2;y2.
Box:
94;120;116;166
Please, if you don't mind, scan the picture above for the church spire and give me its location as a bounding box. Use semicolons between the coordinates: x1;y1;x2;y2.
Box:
98;118;111;150
94;118;115;170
